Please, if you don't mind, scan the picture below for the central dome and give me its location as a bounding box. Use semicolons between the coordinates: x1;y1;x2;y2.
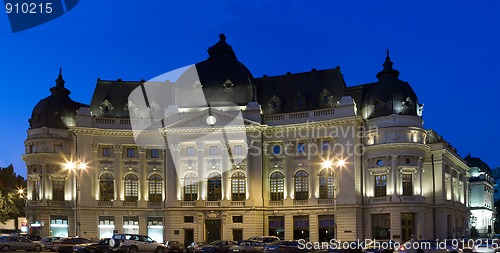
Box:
177;34;256;107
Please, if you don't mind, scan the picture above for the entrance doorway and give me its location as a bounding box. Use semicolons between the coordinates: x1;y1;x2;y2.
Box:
184;229;194;248
401;213;415;242
205;220;221;243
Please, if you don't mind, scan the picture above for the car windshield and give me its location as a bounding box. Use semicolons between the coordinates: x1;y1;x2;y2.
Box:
209;240;223;245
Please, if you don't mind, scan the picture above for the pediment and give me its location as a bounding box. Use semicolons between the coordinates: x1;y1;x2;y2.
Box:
163;108;260;130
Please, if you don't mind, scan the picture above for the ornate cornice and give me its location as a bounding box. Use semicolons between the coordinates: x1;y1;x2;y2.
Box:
22;153;74;165
264;116;363;133
363;143;430;153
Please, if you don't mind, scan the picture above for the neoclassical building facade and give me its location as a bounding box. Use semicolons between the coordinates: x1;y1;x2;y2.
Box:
23;34;470;244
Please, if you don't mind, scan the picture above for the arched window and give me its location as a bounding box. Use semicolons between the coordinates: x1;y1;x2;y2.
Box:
184;173;198;201
270;171;284;201
294;170;309;200
207;172;222;201
124;174;138;202
231;172;246;201
148;174;162;202
319;169;334;199
99;173;114;201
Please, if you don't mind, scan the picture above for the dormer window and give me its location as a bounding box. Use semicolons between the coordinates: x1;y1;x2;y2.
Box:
100;99;114;116
268;95;282;113
223;79;234;90
293;93;306;110
319;89;332;107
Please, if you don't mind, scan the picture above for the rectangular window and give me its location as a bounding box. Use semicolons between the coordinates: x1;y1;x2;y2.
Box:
234;145;243;155
50;216;68;237
297;143;305;154
372;213;390;240
402;174;413;196
123;216;139;235
374;174;387;197
269;216;284;240
102;147;111;157
98;216;115;239
52;180;65;201
322;140;331;152
293;216;309;240
232;216;243;223
318;215;335;241
126;148;135;158
210;146;218;155
151;149;159;158
186;147;195;156
147;217;163;243
184;216;194;223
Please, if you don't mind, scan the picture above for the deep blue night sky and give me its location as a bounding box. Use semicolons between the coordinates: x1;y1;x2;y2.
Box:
1;1;499;177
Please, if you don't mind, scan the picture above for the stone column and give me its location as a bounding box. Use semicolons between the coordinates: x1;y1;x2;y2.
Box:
221;141;230;200
168;142;181;202
92;144;99;201
391;156;398;199
196;141;205;200
41;164;48;203
416;157;423;196
139;146;147;201
284;141;294;200
309;139;319;200
114;145;123;200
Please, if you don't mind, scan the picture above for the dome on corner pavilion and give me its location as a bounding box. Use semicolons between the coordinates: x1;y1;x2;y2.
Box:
29;69;88;129
361;51;420;120
176;34;257;107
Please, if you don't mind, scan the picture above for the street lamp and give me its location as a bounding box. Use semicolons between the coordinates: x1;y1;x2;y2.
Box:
322;158;346;240
65;160;87;237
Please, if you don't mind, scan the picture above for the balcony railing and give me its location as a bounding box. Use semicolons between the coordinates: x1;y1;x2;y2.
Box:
293;200;308;206
205;201;219;207
123;201;138;207
269;200;283;206
318;199;334;205
98;201;113;207
148;202;162;208
230;201;244;207
181;201;195;207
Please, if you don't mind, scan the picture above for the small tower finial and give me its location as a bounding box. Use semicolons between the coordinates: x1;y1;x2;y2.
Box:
55;67;65;87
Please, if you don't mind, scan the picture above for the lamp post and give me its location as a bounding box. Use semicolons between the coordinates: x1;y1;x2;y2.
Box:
65;161;86;237
322;159;345;240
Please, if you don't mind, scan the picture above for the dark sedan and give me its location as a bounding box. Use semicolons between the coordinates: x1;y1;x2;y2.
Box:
82;239;112;253
56;237;92;253
229;240;265;253
199;241;238;253
187;242;206;253
264;240;313;253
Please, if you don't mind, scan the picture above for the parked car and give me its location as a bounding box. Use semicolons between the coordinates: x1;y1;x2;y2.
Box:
81;238;112;253
20;234;43;242
199;240;238;253
109;233;167;253
470;239;496;253
395;240;460;253
41;236;63;251
264;240;310;253
248;237;281;244
166;241;184;253
56;237;92;253
328;241;364;253
363;240;396;253
229;240;265;253
187;242;206;253
0;235;44;252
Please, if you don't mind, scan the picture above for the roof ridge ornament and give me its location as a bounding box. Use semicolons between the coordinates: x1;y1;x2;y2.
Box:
376;49;400;80
50;68;71;96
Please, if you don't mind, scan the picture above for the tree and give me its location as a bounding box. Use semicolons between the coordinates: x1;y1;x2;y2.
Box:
0;164;26;223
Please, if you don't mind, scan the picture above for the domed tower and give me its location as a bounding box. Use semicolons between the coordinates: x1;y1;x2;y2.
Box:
22;69;87;236
361;52;429;241
176;34;257;108
361;50;422;119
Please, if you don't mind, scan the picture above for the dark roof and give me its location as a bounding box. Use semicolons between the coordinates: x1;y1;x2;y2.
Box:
255;67;347;114
29;69;87;129
358;51;420;120
89;79;143;118
176;34;256;107
464;154;492;174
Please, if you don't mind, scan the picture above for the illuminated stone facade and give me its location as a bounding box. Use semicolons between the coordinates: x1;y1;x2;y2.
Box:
23;35;470;243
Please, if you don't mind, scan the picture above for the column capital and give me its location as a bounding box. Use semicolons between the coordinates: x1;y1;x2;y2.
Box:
196;141;205;150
